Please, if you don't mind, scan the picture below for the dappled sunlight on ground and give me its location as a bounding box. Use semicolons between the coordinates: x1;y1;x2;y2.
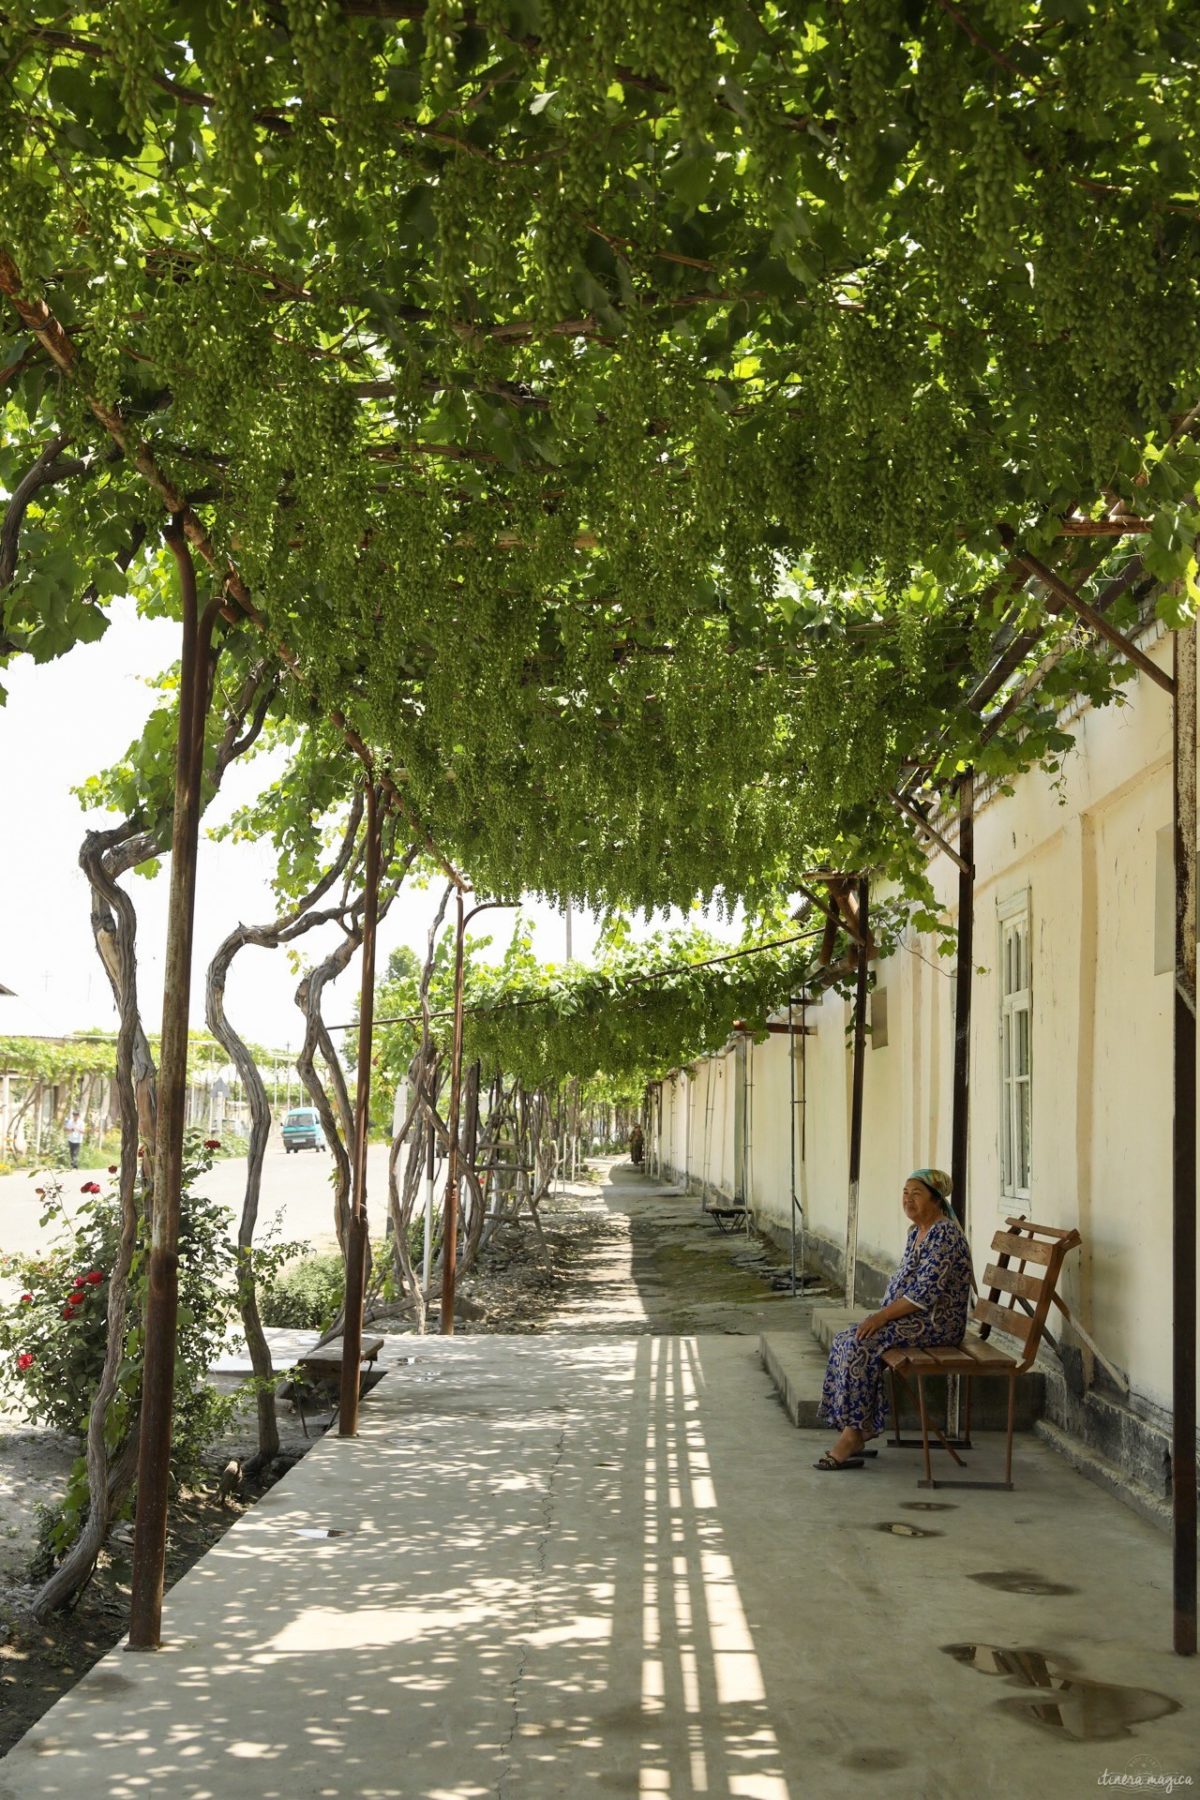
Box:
2;1332;793;1799
4;1167;1199;1800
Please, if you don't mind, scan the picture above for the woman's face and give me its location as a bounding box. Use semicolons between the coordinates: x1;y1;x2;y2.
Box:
902;1179;942;1227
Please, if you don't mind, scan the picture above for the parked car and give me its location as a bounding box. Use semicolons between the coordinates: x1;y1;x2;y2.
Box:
282;1106;326;1153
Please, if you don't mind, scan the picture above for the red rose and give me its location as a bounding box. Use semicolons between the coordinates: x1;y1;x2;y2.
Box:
86;1270;103;1284
61;1306;77;1319
80;1181;100;1195
19;1293;32;1305
203;1139;221;1150
108;1164;118;1174
72;1276;86;1288
17;1353;34;1371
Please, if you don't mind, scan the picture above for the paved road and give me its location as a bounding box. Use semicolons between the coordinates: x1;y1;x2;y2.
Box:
0;1141;394;1264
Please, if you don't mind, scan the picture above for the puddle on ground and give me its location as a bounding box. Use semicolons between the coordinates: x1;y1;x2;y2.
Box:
874;1522;943;1538
943;1643;1181;1741
970;1569;1079;1596
900;1501;957;1513
842;1749;909;1773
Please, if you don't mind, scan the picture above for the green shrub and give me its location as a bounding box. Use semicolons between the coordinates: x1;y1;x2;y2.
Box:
259;1226;424;1331
259;1252;346;1331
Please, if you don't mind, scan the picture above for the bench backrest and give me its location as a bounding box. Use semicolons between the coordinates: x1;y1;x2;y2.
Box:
971;1215;1082;1372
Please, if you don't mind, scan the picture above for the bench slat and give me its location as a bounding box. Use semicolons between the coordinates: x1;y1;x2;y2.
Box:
299;1336;384;1370
956;1335;1019;1366
982;1262;1044;1302
972;1297;1034;1342
882;1338;1018;1373
1004;1216;1081;1241
990;1230;1054;1267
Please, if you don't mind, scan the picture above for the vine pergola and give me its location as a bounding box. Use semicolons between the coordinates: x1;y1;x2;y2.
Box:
1;3;1198;1655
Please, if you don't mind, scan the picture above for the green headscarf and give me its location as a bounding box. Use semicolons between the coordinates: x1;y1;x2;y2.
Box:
909;1167;955;1218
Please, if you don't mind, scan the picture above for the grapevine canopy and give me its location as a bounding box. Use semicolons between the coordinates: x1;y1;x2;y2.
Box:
3;3;1199;913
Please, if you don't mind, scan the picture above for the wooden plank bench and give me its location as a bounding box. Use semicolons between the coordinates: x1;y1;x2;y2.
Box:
293;1334;385;1435
882;1215;1081;1490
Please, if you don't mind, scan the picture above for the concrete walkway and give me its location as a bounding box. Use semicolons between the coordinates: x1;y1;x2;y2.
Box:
2;1168;1198;1799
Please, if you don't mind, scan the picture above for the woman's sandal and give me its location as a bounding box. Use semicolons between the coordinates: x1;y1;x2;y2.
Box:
813;1452;866;1470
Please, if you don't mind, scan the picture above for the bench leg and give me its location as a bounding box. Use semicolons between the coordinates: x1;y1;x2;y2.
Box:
916;1374;935;1487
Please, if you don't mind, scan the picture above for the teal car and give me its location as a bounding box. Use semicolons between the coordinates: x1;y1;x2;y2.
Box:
281;1106;326;1153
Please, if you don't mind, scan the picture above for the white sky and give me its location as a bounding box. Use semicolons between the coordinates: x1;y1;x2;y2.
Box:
0;596;725;1053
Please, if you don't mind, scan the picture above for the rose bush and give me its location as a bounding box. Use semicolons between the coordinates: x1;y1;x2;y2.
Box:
0;1135;241;1501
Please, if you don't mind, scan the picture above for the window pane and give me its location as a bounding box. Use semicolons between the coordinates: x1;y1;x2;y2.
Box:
1018;1079;1032;1190
1016;1007;1030;1077
1000;1017;1012;1187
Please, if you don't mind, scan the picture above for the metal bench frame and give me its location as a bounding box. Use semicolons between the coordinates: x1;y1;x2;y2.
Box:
293;1334;385;1435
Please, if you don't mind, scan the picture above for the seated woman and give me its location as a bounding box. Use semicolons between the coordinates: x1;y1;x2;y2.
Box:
815;1167;973;1470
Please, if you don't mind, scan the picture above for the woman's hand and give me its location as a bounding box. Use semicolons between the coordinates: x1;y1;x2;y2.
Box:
855;1311;885;1341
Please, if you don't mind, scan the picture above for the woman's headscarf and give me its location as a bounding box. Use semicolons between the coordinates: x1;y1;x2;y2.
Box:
910;1167;955;1220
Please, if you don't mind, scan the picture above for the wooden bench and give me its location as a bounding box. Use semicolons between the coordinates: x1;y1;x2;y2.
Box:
881;1216;1081;1490
293;1334;385;1435
704;1204;748;1234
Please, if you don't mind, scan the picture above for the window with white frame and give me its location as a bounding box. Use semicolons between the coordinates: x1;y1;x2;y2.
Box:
998;891;1032;1200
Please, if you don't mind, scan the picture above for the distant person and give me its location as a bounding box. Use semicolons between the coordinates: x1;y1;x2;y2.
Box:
64;1110;84;1169
629;1123;644;1166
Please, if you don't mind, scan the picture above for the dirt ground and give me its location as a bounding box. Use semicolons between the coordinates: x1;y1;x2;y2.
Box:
0;1161;805;1756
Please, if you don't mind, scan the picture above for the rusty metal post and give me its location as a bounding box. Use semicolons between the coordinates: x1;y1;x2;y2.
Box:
946;772;976;1443
464;1059;481;1166
440;902;512;1334
128;523;218;1651
441;889;467;1336
950;772;975;1228
1173;624;1197;1656
845;878;869;1307
339;781;382;1434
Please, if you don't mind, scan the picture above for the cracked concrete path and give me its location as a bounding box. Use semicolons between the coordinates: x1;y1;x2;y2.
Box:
2;1166;1198;1799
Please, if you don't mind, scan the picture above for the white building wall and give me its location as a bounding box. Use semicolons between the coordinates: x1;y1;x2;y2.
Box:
657;632;1192;1426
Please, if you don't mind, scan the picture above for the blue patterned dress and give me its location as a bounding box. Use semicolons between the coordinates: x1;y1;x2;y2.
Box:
818;1218;974;1435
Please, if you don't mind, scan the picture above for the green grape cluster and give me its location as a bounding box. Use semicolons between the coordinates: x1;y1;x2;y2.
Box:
421;0;467;110
284;0;342;99
102;0;157;139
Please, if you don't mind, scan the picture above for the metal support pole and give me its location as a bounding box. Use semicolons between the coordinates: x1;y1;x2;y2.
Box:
421;1121;435;1302
441;899;513;1335
789;999;799;1294
1009;545;1176;697
845;879;869;1308
339;780;382;1435
948;772;975;1442
1173;624;1197;1656
950;772;975;1227
441;888;467;1337
128;523;218;1651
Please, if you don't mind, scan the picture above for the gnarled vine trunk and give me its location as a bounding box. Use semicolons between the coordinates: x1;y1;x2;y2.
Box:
205;794;365;1466
30;659;278;1616
30;825;158;1617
